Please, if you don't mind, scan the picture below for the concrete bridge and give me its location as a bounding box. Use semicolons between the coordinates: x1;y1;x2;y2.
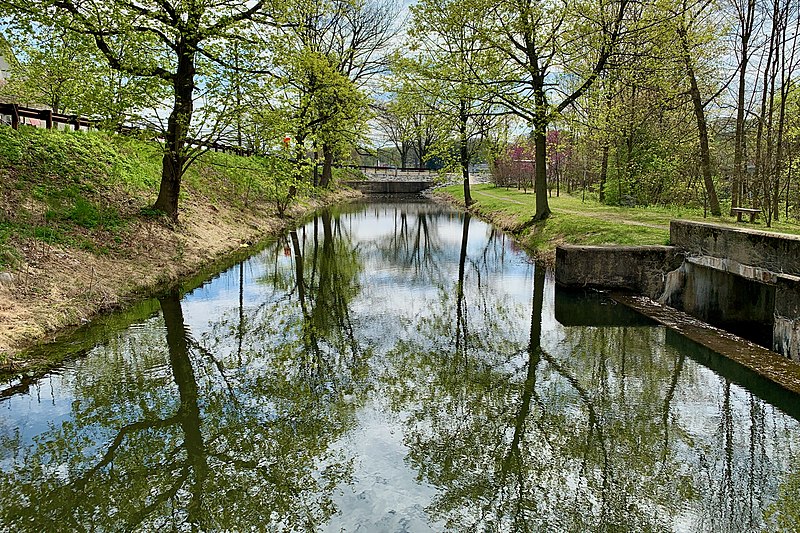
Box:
344;180;435;194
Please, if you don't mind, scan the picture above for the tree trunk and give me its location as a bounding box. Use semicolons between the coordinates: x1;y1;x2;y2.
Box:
679;28;721;216
773;7;795;222
755;1;778;225
459;100;473;206
599;143;609;203
533;114;551;221
599;83;613;204
531;70;552;221
320;143;334;188
732;0;754;213
400;143;409;169
556;161;560;197
312;146;319;187
153;40;196;220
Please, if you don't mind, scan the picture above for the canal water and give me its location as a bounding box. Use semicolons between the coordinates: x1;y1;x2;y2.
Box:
1;200;799;531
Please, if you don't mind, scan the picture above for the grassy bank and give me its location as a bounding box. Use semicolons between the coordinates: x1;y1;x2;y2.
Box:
438;183;800;260
0;126;359;370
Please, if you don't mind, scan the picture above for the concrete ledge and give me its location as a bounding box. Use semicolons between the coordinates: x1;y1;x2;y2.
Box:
344;181;434;194
671;220;800;276
613;293;800;394
555;245;683;300
685;255;779;285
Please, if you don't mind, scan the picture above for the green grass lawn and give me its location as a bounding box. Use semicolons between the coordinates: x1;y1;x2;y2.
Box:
440;183;800;254
0;127;308;269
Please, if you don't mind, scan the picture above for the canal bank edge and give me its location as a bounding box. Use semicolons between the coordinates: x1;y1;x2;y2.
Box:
0;188;363;373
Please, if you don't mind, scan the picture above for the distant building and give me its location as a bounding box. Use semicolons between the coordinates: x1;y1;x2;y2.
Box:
0;36;15;85
0;58;10;84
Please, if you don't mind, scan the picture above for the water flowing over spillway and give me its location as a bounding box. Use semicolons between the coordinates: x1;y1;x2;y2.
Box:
1;200;799;531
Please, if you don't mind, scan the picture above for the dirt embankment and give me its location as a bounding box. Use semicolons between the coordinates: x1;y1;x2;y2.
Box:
0;189;361;370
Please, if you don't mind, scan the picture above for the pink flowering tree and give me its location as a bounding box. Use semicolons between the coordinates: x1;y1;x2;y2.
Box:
491;139;535;190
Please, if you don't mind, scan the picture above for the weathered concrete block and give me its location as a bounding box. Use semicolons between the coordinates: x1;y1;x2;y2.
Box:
555;245;683;300
671;220;800;276
774;318;800;362
774;274;800;317
774;275;800;361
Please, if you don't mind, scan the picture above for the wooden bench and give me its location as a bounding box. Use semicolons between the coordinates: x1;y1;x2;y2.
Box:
731;207;761;223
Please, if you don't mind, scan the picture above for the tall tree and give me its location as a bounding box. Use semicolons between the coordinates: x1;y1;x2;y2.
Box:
404;0;501;206
376;99;415;169
268;46;369;188
461;0;632;220
729;0;758;213
2;0;271;219
674;0;723;216
271;0;398;187
380;79;445;168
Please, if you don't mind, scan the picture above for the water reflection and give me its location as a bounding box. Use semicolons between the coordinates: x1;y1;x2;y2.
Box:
0;201;799;531
0;292;355;530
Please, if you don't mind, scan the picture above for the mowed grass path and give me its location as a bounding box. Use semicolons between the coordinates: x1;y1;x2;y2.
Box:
439;183;800;253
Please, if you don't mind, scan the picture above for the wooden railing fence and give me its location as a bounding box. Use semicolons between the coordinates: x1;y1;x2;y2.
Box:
0;103;254;157
0;103;427;169
0;103;92;131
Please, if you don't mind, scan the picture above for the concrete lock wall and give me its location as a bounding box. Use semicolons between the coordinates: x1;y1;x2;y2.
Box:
670;220;800;360
675;262;776;348
671;220;800;276
556;220;800;360
555;245;683;300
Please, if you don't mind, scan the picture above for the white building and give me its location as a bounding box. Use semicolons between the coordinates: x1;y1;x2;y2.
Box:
0;36;15;83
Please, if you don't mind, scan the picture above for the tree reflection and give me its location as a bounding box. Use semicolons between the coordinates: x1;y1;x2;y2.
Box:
0;290;354;531
376;206;442;279
2;203;799;531
279;209;367;392
220;208;368;402
385;213;800;531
